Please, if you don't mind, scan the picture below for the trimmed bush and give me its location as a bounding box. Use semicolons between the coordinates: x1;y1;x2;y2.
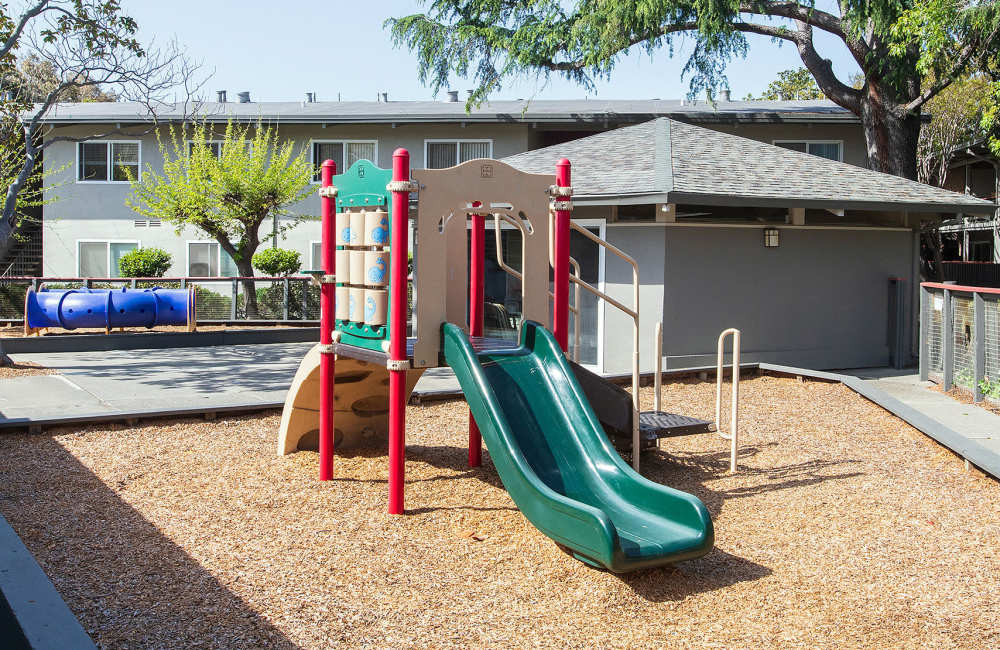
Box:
118;247;173;277
252;248;301;276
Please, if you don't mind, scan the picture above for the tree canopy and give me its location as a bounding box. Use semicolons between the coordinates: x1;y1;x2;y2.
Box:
388;0;1000;179
127;120;314;316
744;68;822;100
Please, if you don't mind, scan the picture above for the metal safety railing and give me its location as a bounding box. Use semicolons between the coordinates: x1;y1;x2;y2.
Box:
920;282;1000;404
492;213;583;362
553;216;642;470
653;323;742;473
0;275;322;323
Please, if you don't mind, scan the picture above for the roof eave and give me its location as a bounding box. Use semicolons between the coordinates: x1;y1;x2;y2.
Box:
575;190;995;215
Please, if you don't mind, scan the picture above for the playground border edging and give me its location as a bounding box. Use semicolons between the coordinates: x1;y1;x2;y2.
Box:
1;327;319;354
0;511;96;649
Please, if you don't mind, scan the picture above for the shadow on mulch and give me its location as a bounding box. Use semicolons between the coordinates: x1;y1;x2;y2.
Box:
0;435;297;649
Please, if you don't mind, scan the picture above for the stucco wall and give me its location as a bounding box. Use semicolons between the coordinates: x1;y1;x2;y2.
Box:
40;122;531;276
601;224;916;373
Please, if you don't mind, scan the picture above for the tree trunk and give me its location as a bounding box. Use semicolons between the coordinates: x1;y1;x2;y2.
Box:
859;89;922;181
237;260;259;319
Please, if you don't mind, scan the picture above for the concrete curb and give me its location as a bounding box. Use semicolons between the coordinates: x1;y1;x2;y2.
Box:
0;512;95;649
0;401;283;432
2;327;319;354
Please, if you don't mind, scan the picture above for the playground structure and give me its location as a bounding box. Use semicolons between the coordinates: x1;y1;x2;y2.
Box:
23;286;195;336
278;150;720;571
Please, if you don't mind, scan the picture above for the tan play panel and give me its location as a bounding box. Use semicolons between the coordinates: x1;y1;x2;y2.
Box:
277;342;424;454
2;376;998;648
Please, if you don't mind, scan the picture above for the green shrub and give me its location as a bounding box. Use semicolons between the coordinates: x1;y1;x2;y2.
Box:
118;247;173;277
252;248;301;276
254;281;320;320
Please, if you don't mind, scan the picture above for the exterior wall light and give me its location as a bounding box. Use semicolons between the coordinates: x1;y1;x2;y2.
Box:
763;227;780;248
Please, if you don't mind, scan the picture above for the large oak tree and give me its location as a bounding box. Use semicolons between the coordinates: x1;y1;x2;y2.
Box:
388;0;1000;180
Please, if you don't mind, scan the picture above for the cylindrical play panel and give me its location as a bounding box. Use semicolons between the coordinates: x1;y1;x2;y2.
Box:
25;287;193;331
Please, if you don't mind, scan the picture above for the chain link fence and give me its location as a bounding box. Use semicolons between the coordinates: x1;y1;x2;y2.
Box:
920;282;1000;405
0;276;320;324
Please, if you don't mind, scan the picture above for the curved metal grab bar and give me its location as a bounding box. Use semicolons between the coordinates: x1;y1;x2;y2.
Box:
715;328;741;473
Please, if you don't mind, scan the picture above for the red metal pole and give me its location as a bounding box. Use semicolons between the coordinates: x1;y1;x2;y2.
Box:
553;158;572;352
388;148;411;514
468;212;485;467
318;159;337;481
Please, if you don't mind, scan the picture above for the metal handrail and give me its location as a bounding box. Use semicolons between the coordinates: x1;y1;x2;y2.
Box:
715;328;741;473
491;213;582;361
548;214;642;470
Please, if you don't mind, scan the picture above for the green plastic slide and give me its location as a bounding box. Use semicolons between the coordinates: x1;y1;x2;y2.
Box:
443;321;714;572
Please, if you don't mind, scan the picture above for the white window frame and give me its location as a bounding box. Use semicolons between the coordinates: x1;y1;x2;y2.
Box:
186;240;240;277
309;240;323;270
185;139;225;156
309;139;379;183
772;139;844;162
76;239;140;277
76;140;142;183
423;139;494;169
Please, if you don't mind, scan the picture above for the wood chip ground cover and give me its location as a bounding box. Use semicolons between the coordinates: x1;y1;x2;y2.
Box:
0;375;997;648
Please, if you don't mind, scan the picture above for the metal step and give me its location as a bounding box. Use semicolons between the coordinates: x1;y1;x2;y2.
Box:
639;410;714;438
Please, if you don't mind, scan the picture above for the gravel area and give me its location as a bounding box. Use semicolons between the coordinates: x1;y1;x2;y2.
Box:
0;375;998;648
0;360;55;378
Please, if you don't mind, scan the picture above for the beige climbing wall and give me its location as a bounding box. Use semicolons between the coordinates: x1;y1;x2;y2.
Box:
277;344;425;455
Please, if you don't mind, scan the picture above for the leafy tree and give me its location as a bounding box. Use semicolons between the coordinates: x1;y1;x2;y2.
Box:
917;74;990;187
118;247;172;278
388;0;1000;180
0;1;201;262
252;247;301;276
745;68;822;100
126;121;315;318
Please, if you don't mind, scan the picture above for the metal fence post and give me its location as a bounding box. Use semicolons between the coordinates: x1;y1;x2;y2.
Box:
301;278;308;320
231;278;238;320
919;285;929;381
31;278;40;292
283;277;290;321
943;288;954;391
85;278;92;289
974;291;986;402
130;278;137;289
180;278;187;289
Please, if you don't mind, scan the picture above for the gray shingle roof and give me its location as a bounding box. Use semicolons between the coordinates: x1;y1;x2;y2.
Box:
503;118;995;215
32;98;857;125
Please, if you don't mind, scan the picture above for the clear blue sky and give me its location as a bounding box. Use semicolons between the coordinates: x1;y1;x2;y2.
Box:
127;0;860;103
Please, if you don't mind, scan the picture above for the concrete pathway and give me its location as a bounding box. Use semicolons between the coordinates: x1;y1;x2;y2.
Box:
1;343;463;428
843;367;1000;472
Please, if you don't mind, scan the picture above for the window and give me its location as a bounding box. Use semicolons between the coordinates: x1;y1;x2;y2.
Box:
773;140;843;162
187;141;223;157
310;241;322;270
310;140;378;182
78;141;140;182
77;241;138;277
424;140;493;169
187;242;239;277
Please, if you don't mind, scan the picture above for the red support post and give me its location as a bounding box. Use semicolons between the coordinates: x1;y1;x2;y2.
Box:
318;159;337;481
468;212;485;467
553;158;572;352
387;148;411;514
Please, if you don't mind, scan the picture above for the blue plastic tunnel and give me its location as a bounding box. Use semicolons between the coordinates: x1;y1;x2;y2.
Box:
25;287;193;331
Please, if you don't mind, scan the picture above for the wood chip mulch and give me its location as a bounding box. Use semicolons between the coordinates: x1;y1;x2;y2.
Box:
0;360;55;378
0;375;998;648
